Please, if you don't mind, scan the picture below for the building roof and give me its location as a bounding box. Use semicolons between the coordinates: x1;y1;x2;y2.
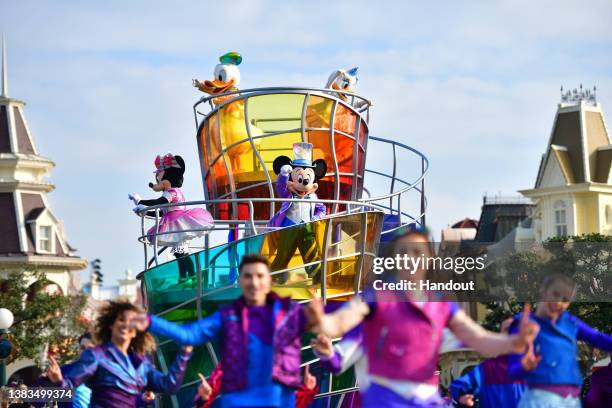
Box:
0;38;84;267
451;218;479;229
534;86;611;188
475;196;535;243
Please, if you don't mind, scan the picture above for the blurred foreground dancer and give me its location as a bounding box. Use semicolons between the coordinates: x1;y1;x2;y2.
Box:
508;274;612;408
46;299;192;408
132;254;315;408
306;230;539;408
584;358;612;408
450;318;526;407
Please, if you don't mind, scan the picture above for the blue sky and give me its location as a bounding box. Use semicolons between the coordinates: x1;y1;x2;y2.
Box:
2;0;612;286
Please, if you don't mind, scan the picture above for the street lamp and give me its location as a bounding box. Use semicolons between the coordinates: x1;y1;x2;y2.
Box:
0;308;14;386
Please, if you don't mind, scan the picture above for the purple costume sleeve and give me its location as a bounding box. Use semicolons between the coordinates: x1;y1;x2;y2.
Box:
318;351;343;374
144;348;192;394
449;302;460;318
149;312;222;346
573;316;612;352
275;173;292;198
60;348;99;389
313;201;326;220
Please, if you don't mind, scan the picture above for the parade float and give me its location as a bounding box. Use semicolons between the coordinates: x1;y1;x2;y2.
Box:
134;53;428;407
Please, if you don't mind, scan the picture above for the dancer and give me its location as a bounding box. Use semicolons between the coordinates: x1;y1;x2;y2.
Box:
132;254;315;408
507;274;612;408
449;317;526;407
584;358;612;408
129;153;213;280
306;229;539;408
46;299;192;408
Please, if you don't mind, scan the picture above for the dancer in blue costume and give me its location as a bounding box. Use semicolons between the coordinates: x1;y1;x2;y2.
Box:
508;274;612;408
450;318;526;407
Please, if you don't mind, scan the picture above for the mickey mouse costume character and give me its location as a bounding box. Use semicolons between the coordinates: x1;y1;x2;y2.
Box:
129;153;213;278
269;143;327;283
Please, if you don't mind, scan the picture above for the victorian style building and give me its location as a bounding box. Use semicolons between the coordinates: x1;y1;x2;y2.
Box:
0;38;87;382
520;86;612;239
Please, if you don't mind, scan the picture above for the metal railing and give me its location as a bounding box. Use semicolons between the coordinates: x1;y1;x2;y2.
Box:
135;87;429;407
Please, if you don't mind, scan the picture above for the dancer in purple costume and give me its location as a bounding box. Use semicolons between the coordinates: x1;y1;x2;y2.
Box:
450;318;526;407
46;300;192;408
132;254;315;408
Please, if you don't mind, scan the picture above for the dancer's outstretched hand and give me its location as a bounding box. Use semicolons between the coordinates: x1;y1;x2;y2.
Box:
512;304;539;353
459;394;475;407
142;391;155;402
303;365;317;390
197;373;213;401
46;356;63;384
311;334;333;357
521;340;542;371
304;299;325;332
130;313;150;332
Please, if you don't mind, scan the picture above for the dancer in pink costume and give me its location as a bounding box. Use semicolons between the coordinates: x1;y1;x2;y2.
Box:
306;229;539;408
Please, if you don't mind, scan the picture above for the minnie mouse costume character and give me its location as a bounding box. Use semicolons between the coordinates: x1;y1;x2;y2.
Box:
269;143;327;283
129;153;213;276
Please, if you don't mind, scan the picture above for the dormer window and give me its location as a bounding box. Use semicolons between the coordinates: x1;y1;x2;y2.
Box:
38;225;52;253
554;200;568;237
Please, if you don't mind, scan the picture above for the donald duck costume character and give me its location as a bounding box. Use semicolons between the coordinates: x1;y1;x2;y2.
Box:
269;143;327;283
193;52;263;172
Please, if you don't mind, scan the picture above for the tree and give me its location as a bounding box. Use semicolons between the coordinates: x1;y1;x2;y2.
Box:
0;265;87;365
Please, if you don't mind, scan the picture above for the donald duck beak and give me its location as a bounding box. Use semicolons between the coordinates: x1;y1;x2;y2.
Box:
197;78;236;95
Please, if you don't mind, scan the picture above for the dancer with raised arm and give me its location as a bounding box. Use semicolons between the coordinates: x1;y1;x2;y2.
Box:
46;300;192;408
507;274;612;408
306;229;539;408
132;254;315;408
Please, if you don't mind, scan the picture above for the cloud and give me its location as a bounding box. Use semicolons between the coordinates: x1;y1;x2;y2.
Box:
1;1;611;284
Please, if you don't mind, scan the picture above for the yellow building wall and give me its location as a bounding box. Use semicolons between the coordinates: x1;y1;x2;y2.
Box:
599;193;612;234
573;192;601;234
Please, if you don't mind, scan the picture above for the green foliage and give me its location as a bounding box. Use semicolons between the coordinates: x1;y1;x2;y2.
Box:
0;266;87;366
482;300;523;332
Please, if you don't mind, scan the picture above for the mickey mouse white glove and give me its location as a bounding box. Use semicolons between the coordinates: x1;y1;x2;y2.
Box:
280;164;293;175
133;204;147;214
128;193;142;205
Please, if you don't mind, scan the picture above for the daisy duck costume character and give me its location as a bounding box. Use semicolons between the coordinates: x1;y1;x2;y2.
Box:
268;142;327;283
129;153;213;278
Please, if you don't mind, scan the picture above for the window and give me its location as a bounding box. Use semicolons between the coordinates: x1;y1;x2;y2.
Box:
554;200;568;237
39;226;52;252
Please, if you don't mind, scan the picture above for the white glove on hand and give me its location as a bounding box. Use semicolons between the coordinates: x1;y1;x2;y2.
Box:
133;204;147;214
280;164;293;175
128;193;142;205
